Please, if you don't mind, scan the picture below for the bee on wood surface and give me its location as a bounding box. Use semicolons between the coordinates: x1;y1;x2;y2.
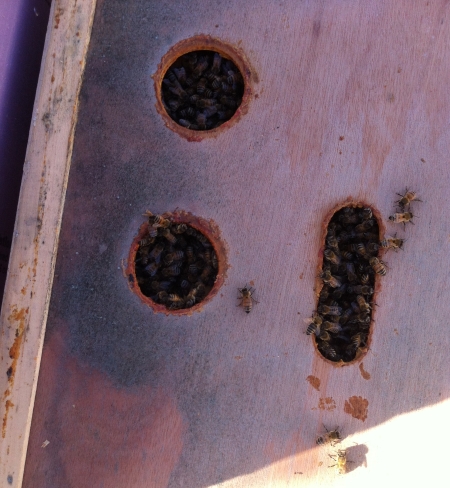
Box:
388;211;415;227
380;235;405;251
305;313;323;335
237;285;258;314
396;188;421;209
329;449;349;474
316;425;342;446
369;257;387;276
151;215;171;228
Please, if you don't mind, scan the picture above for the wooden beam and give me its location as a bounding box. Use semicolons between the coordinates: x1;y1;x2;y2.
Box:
0;0;97;486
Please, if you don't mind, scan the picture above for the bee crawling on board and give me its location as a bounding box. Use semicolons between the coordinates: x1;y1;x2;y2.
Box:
316;425;342;446
329;448;352;474
388;211;415;228
380;234;405;252
395;188;422;209
237;285;259;314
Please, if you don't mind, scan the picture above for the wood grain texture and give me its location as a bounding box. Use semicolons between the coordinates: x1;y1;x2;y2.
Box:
11;0;450;486
0;0;97;486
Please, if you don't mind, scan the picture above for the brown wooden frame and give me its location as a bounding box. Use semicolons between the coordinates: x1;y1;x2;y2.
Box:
0;1;97;485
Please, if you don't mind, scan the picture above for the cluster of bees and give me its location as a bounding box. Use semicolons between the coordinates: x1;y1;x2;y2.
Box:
306;189;419;362
307;205;381;362
161;50;244;131
316;425;351;475
134;212;218;310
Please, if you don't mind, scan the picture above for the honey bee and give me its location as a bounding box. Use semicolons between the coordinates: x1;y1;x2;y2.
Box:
396;188;421;209
192;56;209;78
199;266;212;281
237;285;258;314
164;250;184;265
369;257;387;276
348;285;374;295
360;273;370;285
318;330;331;341
323;249;341;265
139;236;154;248
346;263;358;282
156;291;169;303
326;235;340;250
355;219;374;232
151;215;171;228
196;77;207;94
322;321;342;334
350;332;366;348
172;224;187;234
305;313;323;335
211;252;219;269
161;228;177;244
320;270;342;288
149;243;165;261
317;304;342;316
211;53;222;74
366;242;379;254
356;295;371;313
380;235;405;251
329;449;349;474
161;265;181;277
318;342;337;359
360;207;373;220
316;425;342;446
172;66;186;83
340;309;354;326
355;243;366;256
145;262;159;276
388;211;414;227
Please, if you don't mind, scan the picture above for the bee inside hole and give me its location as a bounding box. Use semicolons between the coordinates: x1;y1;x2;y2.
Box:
134;212;219;310
161;50;245;131
310;204;381;363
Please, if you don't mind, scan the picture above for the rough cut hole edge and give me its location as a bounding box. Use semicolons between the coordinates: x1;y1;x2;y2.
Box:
313;198;386;367
126;209;228;316
153;34;256;141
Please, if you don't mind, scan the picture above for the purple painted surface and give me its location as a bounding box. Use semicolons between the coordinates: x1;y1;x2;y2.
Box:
0;0;50;309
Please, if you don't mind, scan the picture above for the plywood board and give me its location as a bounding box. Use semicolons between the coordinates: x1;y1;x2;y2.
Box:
2;0;450;487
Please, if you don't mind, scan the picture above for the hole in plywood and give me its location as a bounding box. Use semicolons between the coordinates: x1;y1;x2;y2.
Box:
154;35;253;141
309;202;385;365
127;210;227;315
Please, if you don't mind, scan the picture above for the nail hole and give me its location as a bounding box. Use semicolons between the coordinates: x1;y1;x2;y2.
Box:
311;202;384;365
126;210;227;315
154;35;253;140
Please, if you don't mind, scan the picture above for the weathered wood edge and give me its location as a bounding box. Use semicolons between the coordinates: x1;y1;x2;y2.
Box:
0;0;97;486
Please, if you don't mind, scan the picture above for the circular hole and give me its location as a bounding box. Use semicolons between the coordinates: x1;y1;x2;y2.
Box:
161;50;244;131
154;36;253;140
310;202;384;365
126;210;227;315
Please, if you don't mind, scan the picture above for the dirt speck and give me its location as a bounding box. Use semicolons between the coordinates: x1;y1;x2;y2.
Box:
359;363;371;380
344;396;368;421
318;397;336;411
339;136;344;141
306;375;320;391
